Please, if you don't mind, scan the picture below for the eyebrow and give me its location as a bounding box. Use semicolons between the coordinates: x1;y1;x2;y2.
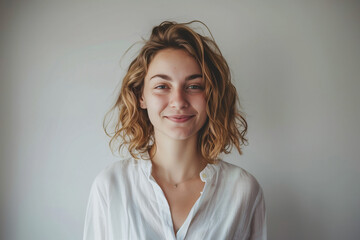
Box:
149;73;202;81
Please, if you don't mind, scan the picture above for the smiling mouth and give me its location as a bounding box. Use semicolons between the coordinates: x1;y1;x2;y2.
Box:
165;115;195;123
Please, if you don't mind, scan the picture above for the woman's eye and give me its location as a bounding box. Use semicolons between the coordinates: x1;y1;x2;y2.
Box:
155;85;168;89
187;85;203;90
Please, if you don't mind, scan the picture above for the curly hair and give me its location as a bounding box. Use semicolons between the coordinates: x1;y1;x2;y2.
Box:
103;20;248;163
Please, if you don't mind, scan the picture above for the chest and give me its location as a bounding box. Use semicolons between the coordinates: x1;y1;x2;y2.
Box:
159;179;205;233
106;173;254;240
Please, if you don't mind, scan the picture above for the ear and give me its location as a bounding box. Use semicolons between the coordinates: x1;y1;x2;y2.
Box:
139;94;147;109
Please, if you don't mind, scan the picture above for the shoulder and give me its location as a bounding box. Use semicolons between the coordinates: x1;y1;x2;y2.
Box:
216;160;262;198
91;157;140;192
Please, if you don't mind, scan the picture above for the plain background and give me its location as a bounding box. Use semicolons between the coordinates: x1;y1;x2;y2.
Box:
1;0;360;239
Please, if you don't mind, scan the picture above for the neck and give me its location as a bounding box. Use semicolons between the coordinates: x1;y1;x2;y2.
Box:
150;133;206;184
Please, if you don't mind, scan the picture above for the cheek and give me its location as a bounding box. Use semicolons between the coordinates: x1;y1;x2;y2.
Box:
193;96;207;112
196;99;208;123
150;94;167;105
144;94;168;113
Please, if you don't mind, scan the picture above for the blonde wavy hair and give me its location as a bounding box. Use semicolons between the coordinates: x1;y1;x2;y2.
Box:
104;20;248;163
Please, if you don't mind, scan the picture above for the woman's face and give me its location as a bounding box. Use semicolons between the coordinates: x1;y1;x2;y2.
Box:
140;48;207;142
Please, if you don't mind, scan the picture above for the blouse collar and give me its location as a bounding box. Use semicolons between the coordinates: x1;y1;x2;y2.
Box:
139;152;219;183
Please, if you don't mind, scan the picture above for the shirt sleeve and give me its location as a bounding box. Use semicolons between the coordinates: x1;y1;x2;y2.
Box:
249;187;267;240
83;178;108;240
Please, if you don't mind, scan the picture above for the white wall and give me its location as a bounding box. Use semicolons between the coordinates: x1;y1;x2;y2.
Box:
1;1;359;239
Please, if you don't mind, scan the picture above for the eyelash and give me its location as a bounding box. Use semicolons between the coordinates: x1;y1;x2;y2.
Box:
154;85;203;90
187;85;203;90
155;85;168;89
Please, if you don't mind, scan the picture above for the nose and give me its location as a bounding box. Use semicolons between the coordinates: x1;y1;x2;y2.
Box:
169;88;189;109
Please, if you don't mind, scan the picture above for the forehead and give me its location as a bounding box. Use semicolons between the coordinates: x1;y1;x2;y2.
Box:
146;48;201;77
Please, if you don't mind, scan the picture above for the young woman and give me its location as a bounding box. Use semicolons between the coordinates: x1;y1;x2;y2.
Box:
83;20;266;240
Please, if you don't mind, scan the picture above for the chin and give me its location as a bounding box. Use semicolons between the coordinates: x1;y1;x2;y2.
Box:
164;129;197;141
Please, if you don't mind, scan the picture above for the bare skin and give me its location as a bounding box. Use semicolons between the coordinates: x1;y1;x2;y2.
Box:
152;166;205;233
141;49;208;235
149;136;207;234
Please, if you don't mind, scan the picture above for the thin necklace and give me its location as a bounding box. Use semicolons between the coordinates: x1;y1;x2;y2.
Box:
154;173;199;189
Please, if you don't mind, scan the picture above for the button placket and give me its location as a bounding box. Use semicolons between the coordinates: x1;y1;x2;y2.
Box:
149;176;176;240
176;179;209;240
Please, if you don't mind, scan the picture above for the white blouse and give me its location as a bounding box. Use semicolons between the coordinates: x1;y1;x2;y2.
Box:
83;157;267;240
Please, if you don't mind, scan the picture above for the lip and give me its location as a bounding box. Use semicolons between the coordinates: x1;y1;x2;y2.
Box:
165;115;195;123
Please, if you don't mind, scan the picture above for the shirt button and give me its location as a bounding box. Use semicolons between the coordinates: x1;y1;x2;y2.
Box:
202;173;207;179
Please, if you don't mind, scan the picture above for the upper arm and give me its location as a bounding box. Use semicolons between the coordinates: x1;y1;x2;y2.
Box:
83;177;109;240
249;187;267;240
